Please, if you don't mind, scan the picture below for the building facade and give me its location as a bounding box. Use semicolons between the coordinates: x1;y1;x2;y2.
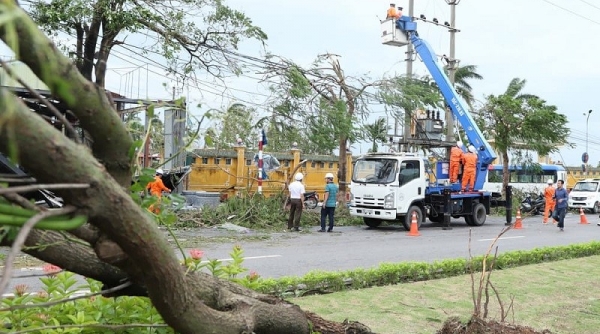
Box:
186;146;352;200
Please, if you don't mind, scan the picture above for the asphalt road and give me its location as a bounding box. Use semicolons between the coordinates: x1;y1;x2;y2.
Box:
6;211;599;294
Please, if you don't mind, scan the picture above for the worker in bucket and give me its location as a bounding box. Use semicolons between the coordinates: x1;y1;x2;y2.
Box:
396;6;403;18
461;145;478;192
449;141;464;184
147;168;171;214
386;3;398;19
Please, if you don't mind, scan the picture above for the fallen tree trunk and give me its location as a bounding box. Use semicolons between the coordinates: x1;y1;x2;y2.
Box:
0;3;373;333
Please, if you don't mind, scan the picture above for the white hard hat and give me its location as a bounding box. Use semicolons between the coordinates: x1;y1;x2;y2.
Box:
295;173;304;181
468;145;476;153
325;173;335;179
547;179;554;184
456;141;463;147
156;168;164;175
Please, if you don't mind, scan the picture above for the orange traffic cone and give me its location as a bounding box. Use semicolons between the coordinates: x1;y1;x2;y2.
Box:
407;212;421;236
514;209;523;229
579;207;589;224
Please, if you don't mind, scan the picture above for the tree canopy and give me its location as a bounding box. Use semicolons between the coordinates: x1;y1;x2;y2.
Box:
23;0;267;87
479;78;571;191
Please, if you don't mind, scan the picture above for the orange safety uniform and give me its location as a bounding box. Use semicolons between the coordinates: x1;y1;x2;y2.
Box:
386;6;397;19
543;185;555;223
449;146;464;183
461;152;478;192
147;175;171;213
147;176;170;196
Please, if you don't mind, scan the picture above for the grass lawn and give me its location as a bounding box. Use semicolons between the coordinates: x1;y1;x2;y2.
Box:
291;255;600;334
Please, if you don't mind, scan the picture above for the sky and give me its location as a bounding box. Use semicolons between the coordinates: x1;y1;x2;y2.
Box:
1;0;600;167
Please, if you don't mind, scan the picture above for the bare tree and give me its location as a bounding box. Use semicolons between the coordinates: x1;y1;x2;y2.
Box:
264;54;379;202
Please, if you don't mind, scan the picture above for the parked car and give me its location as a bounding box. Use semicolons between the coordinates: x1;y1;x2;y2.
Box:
568;179;600;213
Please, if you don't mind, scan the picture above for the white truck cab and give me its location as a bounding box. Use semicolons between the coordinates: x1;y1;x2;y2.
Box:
568;179;600;213
349;153;432;230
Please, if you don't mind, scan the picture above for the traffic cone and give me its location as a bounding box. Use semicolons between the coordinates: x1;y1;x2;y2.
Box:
579;207;589;224
514;209;523;229
407;212;421;236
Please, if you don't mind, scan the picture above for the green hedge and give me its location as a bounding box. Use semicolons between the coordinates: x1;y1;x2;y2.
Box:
256;241;600;297
4;241;600;332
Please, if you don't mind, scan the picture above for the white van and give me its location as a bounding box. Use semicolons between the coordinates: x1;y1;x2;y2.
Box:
568;179;600;213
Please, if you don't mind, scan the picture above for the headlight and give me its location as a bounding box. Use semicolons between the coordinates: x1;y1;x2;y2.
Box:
384;192;395;209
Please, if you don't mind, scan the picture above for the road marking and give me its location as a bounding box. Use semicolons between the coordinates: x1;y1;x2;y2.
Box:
478;236;525;242
202;255;282;263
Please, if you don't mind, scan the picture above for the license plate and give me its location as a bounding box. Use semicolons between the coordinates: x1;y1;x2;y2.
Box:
364;209;373;215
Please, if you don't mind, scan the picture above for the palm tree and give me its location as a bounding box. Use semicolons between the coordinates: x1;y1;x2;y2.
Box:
363;118;389;152
481;77;569;194
502;77;537;100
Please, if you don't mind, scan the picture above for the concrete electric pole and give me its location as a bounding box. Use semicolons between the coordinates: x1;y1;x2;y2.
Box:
403;0;415;152
445;0;459;157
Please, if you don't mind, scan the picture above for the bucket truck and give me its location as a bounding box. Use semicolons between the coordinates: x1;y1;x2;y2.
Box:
348;16;510;231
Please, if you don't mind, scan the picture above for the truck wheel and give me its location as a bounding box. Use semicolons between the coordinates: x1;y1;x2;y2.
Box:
363;217;381;228
429;214;444;224
466;203;487;226
593;202;600;214
402;206;423;231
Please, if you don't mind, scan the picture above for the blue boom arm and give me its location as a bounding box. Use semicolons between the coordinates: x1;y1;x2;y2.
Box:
396;17;497;190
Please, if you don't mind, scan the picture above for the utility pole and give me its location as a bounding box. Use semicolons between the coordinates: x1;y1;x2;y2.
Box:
445;0;459;155
403;0;415;152
585;109;592;175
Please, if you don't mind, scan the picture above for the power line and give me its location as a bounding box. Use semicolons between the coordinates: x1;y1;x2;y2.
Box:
109;48;272;110
577;0;600;11
541;0;600;26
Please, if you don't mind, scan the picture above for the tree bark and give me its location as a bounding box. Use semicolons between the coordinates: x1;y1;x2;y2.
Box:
80;1;104;82
0;229;134;288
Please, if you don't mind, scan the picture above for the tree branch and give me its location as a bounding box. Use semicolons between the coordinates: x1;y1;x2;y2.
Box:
0;4;133;186
0;205;75;297
0;227;131;289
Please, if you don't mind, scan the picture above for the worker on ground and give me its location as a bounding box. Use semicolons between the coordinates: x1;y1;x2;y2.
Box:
449;141;464;183
552;180;568;231
543;179;555;225
319;173;339;233
386;3;397;19
461;145;478;192
287;173;305;232
147;168;171;214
